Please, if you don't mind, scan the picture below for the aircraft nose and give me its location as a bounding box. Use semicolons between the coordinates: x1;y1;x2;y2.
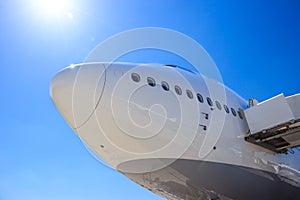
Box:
50;65;79;128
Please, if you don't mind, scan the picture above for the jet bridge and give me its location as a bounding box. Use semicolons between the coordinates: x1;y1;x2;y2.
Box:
244;93;300;154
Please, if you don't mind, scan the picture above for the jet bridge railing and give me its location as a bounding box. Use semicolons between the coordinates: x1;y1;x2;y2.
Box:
243;93;300;154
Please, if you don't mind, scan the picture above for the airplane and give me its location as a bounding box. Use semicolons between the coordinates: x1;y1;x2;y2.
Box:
50;62;300;200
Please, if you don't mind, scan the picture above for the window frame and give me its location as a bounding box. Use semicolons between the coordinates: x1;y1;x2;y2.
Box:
207;97;213;107
216;101;222;110
237;108;244;119
161;81;170;91
197;93;204;103
231;108;237;117
174;85;182;95
147;77;156;87
186;89;193;99
131;73;140;82
224;104;229;113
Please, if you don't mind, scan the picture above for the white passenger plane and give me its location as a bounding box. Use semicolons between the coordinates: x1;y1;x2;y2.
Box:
50;62;300;200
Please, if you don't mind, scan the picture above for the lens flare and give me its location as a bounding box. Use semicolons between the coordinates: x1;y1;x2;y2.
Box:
36;0;72;19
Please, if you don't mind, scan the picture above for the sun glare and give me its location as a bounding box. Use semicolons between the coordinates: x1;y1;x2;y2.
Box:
36;0;73;19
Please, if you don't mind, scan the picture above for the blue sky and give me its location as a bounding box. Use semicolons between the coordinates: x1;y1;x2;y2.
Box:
1;0;299;199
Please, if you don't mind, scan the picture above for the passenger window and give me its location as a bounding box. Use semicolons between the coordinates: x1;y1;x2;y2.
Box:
174;85;182;95
207;97;213;106
224;105;229;113
131;73;140;82
238;108;244;119
161;81;169;91
216;101;222;110
197;93;204;103
186;89;193;99
231;108;237;117
147;77;156;87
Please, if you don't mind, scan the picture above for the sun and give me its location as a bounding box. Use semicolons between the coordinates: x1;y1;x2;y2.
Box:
36;0;73;19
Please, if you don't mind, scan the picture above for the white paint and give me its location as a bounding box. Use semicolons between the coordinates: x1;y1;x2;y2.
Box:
50;62;300;198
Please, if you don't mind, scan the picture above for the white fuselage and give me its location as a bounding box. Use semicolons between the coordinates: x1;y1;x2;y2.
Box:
50;63;300;200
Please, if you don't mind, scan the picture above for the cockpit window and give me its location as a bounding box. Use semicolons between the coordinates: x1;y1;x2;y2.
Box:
207;97;213;106
165;64;197;74
197;93;204;103
147;77;156;87
161;81;169;91
186;89;193;99
131;73;140;82
175;85;182;95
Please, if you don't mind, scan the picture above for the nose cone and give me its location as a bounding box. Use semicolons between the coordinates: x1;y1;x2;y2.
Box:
50;65;79;128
